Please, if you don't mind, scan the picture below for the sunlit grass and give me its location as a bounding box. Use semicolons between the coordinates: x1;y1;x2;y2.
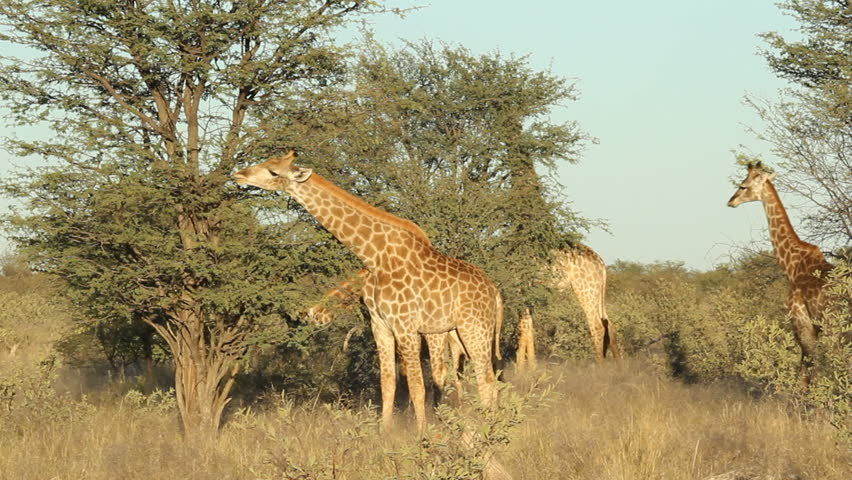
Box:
1;360;848;480
506;360;848;479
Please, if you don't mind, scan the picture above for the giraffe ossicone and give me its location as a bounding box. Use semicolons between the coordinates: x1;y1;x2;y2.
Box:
235;151;503;431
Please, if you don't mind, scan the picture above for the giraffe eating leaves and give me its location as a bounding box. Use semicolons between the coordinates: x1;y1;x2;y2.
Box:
517;245;621;370
234;151;503;431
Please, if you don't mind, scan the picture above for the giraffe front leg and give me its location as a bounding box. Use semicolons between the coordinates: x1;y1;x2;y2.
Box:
371;319;397;429
603;315;623;362
425;332;465;405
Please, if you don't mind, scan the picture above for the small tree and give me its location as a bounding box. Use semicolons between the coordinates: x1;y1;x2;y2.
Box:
322;39;591;353
0;0;383;435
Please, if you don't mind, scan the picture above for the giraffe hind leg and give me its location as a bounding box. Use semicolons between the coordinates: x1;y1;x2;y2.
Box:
602;316;622;361
397;332;427;433
424;333;452;406
456;322;497;407
446;330;466;404
788;292;818;387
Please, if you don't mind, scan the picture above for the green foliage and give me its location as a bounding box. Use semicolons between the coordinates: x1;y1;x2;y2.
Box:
801;262;852;449
0;354;94;427
534;295;592;362
760;1;851;98
121;387;177;415
750;0;852;247
735;315;802;393
239;310;382;406
0;0;386;432
271;38;593;361
589;253;790;382
735;262;852;452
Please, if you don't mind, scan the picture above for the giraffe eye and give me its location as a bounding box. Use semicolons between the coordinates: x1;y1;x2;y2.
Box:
738;185;747;190
266;168;280;177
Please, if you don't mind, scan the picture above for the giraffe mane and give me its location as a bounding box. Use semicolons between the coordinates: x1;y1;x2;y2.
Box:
307;173;433;247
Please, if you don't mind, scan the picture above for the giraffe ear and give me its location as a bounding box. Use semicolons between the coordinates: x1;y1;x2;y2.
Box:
767;171;777;182
288;166;313;183
281;150;297;162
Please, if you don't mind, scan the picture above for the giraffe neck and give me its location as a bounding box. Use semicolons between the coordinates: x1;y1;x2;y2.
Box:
286;173;430;269
761;181;804;281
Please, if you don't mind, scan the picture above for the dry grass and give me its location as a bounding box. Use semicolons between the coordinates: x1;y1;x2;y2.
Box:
505;361;849;480
1;360;848;480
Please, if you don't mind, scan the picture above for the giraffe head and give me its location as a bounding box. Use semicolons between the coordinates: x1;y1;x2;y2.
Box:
727;162;776;208
306;304;331;325
233;151;313;191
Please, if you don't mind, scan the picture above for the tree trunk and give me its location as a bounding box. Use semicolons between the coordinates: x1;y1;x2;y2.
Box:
141;327;155;394
146;306;240;436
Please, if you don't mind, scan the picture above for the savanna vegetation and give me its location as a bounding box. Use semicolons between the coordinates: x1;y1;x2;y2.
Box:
0;1;849;479
1;252;850;479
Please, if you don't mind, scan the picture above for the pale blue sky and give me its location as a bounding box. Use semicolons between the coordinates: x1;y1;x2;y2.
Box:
0;1;799;270
361;0;800;270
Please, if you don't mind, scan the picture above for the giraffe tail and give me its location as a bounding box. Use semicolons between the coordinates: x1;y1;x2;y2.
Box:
494;290;503;360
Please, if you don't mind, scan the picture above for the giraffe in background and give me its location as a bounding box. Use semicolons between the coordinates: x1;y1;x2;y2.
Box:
517;244;621;369
306;268;465;399
235;152;502;431
306;268;370;327
516;308;536;369
727;162;834;385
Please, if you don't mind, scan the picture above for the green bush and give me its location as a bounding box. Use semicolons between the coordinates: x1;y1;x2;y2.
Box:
0;354;93;428
736;261;851;451
805;262;851;450
735;315;801;393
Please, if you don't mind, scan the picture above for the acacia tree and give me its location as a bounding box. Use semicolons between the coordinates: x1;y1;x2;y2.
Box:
750;0;851;251
362;41;590;350
274;39;591;357
0;0;384;435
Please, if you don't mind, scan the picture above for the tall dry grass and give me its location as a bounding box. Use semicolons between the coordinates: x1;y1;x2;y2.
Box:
506;361;848;480
1;360;848;480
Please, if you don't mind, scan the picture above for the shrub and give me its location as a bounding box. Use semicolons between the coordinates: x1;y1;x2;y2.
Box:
737;261;851;451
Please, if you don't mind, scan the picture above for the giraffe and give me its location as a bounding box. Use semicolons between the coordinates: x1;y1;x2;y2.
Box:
516;244;620;370
727;162;834;385
234;151;503;431
306;268;465;399
306;268;370;327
